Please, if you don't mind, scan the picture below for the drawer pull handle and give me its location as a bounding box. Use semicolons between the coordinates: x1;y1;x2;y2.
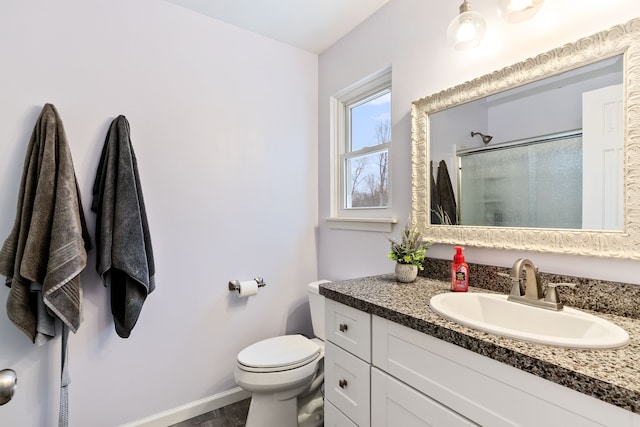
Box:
339;323;348;332
339;379;348;389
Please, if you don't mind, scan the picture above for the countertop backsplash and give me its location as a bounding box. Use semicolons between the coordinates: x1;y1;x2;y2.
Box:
421;257;640;320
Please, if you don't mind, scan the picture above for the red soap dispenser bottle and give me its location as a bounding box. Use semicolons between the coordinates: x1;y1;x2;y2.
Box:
451;246;469;292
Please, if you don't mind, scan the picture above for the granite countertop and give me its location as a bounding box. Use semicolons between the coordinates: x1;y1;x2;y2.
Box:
319;274;640;414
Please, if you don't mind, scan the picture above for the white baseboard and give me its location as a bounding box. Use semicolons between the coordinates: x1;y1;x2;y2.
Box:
119;387;251;427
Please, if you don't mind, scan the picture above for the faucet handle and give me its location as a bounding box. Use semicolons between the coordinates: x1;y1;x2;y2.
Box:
545;283;576;304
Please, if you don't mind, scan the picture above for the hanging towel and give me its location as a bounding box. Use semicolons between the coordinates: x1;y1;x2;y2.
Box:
430;161;441;224
436;160;458;225
0;103;91;343
91;115;155;338
0;103;91;427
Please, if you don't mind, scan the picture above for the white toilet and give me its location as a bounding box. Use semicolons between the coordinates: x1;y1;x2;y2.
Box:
234;280;328;427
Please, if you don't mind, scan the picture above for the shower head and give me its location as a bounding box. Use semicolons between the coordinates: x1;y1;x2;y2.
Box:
471;131;493;144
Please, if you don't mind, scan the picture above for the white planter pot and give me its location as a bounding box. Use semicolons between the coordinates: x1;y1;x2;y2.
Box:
395;263;418;283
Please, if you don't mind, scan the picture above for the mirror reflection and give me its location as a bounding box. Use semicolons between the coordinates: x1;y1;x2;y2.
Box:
429;56;623;230
412;18;640;259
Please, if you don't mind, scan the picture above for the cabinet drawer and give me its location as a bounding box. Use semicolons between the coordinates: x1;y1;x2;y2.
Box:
325;341;370;426
325;299;371;362
324;401;358;427
371;367;478;427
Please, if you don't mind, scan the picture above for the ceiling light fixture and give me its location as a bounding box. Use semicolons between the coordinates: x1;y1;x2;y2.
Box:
447;1;487;51
497;0;545;23
448;0;545;50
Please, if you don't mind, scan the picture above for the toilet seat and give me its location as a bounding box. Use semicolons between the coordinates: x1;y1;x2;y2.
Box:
237;335;321;373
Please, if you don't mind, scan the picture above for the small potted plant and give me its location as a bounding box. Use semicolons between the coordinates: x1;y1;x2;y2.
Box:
388;223;430;283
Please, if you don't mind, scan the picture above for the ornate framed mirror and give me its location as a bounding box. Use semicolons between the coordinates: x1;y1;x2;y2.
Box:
411;18;640;259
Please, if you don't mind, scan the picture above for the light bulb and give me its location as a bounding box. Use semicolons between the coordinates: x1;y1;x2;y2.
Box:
456;18;477;43
497;0;544;23
447;3;486;50
509;0;532;11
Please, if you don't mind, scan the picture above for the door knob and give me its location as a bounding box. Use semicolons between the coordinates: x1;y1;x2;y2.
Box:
0;369;17;405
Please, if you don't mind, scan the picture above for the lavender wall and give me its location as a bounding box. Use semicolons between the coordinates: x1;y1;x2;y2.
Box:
0;1;318;425
318;0;640;284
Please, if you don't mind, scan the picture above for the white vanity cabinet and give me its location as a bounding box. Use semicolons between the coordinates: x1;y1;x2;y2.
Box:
324;401;358;427
323;297;640;427
370;367;478;426
372;315;640;427
324;299;371;426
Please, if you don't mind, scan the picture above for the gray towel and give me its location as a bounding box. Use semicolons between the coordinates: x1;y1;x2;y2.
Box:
436;160;458;225
430;161;441;224
91;115;155;338
0;103;91;342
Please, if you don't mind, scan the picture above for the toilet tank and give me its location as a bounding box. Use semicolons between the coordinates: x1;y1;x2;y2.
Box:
308;280;330;341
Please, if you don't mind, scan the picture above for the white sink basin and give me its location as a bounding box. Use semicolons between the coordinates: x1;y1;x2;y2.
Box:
429;292;629;349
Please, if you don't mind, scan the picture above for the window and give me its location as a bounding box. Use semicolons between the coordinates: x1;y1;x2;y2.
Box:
328;67;396;231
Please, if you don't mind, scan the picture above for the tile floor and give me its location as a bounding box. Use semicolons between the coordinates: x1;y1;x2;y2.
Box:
168;398;250;427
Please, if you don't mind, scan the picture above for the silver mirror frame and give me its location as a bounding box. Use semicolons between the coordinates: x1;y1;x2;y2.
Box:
411;18;640;259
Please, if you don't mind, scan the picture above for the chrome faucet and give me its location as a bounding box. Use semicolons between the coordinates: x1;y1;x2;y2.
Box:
505;258;574;311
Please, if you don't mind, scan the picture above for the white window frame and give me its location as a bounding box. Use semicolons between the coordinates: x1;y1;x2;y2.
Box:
327;67;396;232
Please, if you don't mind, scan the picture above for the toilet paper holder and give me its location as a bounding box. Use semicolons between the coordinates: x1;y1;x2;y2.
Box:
228;277;267;292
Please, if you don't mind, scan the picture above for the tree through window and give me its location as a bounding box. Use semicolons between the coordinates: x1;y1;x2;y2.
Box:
344;90;391;209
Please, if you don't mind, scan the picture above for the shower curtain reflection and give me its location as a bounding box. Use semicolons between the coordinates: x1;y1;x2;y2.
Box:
458;133;583;228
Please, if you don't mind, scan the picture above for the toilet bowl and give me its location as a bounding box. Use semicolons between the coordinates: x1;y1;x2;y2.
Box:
234;280;328;427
